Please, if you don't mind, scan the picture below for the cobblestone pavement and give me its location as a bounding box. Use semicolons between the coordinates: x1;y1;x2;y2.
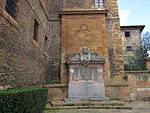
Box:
45;101;150;113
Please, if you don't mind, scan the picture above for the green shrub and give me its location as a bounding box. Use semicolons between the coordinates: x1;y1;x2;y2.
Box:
0;88;48;113
124;48;146;71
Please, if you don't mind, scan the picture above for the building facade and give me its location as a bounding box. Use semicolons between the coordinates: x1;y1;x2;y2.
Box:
0;0;50;89
0;0;129;100
45;0;128;100
121;25;145;63
0;0;149;101
47;0;125;83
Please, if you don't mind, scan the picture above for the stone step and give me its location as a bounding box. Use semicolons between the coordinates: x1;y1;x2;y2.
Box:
50;101;128;107
46;105;132;110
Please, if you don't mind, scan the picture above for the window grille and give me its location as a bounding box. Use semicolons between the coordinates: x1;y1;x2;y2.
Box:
33;20;39;42
5;0;17;18
94;0;104;8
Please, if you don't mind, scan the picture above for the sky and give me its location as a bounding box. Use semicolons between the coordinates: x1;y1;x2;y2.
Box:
118;0;150;33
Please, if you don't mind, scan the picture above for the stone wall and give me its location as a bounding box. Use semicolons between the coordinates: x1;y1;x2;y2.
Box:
146;58;150;71
0;0;49;89
45;70;150;101
121;27;143;59
45;0;63;82
44;84;68;101
46;0;94;82
126;71;150;100
105;83;129;100
105;0;124;81
106;18;124;81
44;82;129;102
60;11;111;83
63;0;94;9
47;0;125;83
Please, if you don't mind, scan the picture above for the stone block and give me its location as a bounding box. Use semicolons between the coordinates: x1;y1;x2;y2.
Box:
146;58;150;71
126;71;150;99
68;82;106;98
44;84;68;102
105;83;130;100
0;86;4;90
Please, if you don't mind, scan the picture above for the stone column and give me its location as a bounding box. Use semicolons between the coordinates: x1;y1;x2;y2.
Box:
146;57;150;71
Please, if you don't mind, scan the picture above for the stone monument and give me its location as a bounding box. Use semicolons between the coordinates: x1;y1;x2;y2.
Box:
65;48;109;101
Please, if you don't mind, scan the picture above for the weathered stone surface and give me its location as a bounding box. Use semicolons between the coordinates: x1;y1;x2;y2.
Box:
45;101;150;113
47;0;125;83
146;58;150;71
0;0;49;88
106;18;124;80
44;84;68;101
0;0;134;101
126;71;150;99
0;86;4;90
121;25;145;64
105;83;130;100
46;0;63;82
61;12;111;83
68;47;104;64
65;48;107;100
65;0;85;8
45;0;127;101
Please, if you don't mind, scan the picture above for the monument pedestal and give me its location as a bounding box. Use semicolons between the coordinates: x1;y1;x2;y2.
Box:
65;48;109;101
65;63;109;101
69;81;105;98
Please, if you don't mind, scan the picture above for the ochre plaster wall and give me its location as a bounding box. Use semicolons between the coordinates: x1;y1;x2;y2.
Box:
61;12;111;83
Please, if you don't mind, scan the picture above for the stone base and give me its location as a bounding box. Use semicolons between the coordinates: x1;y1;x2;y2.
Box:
105;82;130;100
68;81;106;98
64;97;110;102
44;84;68;102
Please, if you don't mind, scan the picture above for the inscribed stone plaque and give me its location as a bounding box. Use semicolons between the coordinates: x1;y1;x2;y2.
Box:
73;67;98;81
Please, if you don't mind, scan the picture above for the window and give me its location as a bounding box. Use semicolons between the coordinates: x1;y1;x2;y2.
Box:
44;36;48;51
126;46;132;51
5;0;17;18
33;19;39;42
94;0;104;8
125;31;130;37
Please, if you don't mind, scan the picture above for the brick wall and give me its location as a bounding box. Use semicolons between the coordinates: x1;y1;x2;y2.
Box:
0;0;49;89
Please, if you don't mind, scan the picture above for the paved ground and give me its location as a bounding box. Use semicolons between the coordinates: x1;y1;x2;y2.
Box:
45;101;150;113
